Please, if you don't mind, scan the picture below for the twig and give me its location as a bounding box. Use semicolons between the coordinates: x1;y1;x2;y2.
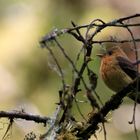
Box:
0;111;50;125
40;14;140;44
123;24;139;140
68;23;140;33
102;122;107;140
116;14;140;23
42;42;66;92
74;99;87;122
40;105;62;140
54;38;78;74
2;119;13;140
91;38;140;44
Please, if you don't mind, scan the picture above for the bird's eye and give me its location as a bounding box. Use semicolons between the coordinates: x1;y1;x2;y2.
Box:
108;51;113;55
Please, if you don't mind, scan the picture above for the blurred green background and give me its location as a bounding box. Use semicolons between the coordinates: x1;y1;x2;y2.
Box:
0;0;140;139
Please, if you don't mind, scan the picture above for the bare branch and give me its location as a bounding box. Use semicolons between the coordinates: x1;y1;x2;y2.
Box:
0;111;50;125
40;14;140;44
91;38;140;44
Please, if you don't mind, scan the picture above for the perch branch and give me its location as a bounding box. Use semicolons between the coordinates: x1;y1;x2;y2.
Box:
77;77;140;139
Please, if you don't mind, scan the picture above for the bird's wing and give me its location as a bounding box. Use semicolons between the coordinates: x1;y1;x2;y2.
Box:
116;56;137;79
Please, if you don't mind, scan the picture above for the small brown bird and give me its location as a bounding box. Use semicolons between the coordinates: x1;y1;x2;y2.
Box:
97;46;140;103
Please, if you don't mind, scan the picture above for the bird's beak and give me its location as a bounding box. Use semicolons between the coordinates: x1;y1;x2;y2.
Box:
96;53;104;57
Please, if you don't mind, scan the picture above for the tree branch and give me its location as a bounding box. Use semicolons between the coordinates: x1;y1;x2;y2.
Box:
77;77;140;139
0;111;50;126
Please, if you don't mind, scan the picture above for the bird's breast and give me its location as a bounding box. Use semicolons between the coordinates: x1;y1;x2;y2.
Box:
100;57;133;92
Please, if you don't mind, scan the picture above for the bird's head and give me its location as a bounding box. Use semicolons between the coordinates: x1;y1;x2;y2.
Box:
96;46;127;59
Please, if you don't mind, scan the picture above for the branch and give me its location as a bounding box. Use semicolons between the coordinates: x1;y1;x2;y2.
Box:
40;14;140;44
91;38;140;44
0;111;50;125
77;77;140;139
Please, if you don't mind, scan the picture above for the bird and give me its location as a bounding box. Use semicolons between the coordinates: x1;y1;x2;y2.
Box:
97;46;140;103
